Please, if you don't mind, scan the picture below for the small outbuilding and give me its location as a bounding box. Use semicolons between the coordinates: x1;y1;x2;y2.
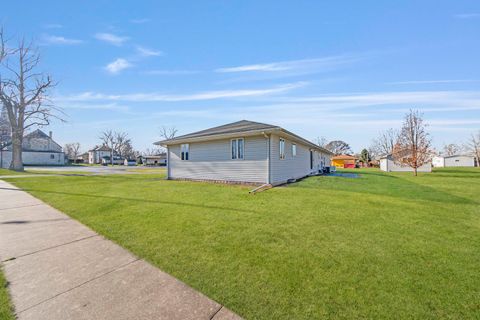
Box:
331;155;357;169
380;154;432;172
432;155;475;167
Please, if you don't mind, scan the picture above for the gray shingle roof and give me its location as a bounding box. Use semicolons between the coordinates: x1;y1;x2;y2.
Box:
155;120;333;155
157;120;279;143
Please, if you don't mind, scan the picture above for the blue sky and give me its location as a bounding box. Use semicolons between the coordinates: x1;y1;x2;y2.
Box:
2;1;480;153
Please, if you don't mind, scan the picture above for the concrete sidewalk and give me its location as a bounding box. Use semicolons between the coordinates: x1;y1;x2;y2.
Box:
0;180;241;320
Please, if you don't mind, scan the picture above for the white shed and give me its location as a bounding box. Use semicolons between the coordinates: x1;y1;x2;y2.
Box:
432;155;475;167
380;154;432;173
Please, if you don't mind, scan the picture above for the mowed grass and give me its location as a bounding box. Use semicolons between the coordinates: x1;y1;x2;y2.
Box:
4;168;480;319
0;267;15;320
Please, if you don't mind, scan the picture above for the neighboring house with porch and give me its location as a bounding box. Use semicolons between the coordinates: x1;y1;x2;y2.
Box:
0;129;66;168
155;120;333;185
88;145;114;164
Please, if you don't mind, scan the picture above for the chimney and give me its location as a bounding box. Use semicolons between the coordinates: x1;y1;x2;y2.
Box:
49;131;53;139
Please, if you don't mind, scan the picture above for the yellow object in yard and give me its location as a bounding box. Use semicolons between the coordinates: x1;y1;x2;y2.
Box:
331;155;357;168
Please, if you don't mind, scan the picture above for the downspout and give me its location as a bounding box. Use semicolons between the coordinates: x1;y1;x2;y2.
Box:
166;146;171;180
262;132;271;184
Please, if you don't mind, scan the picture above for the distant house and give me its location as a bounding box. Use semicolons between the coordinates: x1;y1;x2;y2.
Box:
0;129;66;168
432;155;475;167
139;154;167;166
124;158;137;166
331;155;357;168
101;155;124;166
380;154;432;172
155;120;333;185
88;145;113;164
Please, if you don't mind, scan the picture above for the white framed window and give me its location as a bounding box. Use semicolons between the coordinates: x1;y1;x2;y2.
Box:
292;144;297;157
231;138;244;160
181;144;189;160
279;138;285;159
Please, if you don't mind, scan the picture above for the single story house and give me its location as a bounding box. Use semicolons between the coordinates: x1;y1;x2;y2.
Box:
155;120;333;185
331;155;357;168
380;154;432;172
432;155;475;167
139;154;167;166
101;155;124;166
124;158;137;166
1;129;66;168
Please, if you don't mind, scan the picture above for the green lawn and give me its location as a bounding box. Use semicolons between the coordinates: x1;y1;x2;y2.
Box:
0;267;15;320
3;168;480;319
0;168;26;176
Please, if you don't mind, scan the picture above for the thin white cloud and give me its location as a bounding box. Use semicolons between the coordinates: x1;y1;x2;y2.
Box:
280;90;480;107
142;70;200;75
94;33;129;46
454;13;480;19
58;82;306;102
130;18;150;24
104;58;133;74
43;23;63;29
136;46;163;57
388;79;477;85
215;55;362;73
60;102;130;112
42;34;83;45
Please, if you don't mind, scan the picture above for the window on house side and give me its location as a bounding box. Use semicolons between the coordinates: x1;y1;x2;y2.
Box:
279;138;285;159
181;144;189;160
231;139;237;159
231;138;244;160
292;144;297;157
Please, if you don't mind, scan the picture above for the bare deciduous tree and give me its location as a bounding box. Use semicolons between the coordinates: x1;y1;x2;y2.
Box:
0;27;64;171
325;140;352;155
466;131;480;166
99;130;115;165
113;131;130;158
370;128;398;157
392;110;432;176
315;136;328;148
159;126;178;140
143;148;163;156
442;143;461;156
64;142;81;163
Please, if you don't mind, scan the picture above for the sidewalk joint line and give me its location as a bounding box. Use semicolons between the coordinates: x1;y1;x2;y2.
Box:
17;258;141;314
2;234;100;262
0;203;44;211
209;305;224;320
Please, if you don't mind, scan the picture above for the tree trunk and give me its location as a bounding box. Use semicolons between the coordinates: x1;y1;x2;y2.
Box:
413;167;417;176
9;130;24;171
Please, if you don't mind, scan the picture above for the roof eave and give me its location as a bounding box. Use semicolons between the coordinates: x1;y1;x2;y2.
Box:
154;128;280;146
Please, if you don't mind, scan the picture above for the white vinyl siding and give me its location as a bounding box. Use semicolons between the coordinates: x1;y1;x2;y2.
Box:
168;136;268;183
269;134;329;185
444;156;475;167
